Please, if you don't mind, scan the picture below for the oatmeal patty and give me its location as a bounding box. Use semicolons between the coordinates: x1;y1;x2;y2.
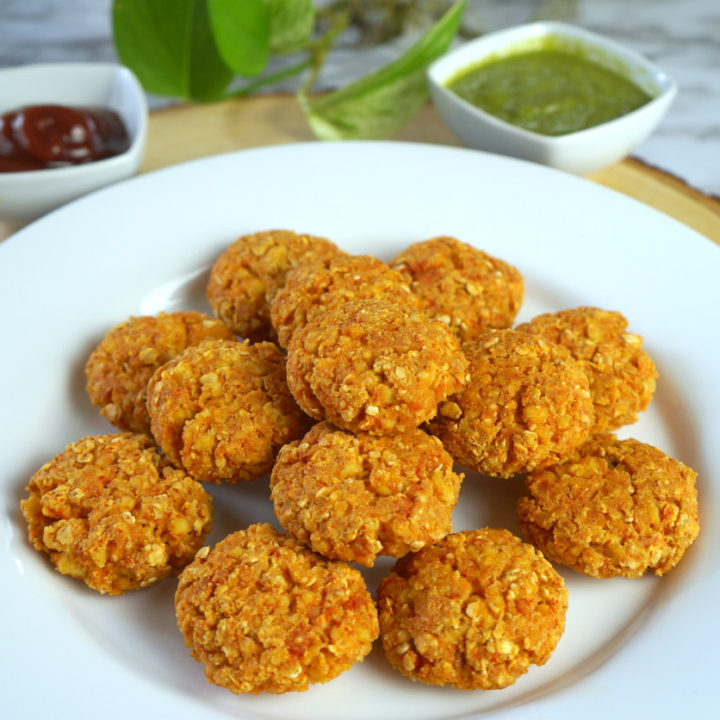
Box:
286;299;469;435
517;433;699;578
391;235;524;342
270;421;463;566
85;311;234;434
147;339;311;483
377;528;567;689
175;523;379;694
21;433;213;595
270;254;421;348
516;307;657;431
429;329;593;477
206;229;343;341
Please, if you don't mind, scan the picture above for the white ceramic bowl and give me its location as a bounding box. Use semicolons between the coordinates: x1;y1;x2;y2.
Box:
428;22;677;175
0;63;148;222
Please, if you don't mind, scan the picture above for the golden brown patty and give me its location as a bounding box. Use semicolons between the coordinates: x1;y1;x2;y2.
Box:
206;229;344;341
271;421;463;566
377;528;568;689
175;523;378;694
21;433;213;595
286;298;469;435
517;433;699;577
429;329;594;477
270;254;421;348
147;339;311;483
85;311;234;434
516;307;657;431
391;235;524;342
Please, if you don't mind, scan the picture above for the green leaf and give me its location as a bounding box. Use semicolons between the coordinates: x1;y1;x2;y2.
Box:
207;0;270;76
189;1;234;101
269;0;315;54
113;0;194;97
299;0;467;140
113;0;232;101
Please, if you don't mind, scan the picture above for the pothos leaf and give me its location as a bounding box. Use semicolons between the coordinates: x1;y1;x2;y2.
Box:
113;0;232;101
189;0;234;101
269;0;315;54
113;0;193;98
207;0;270;77
299;0;467;140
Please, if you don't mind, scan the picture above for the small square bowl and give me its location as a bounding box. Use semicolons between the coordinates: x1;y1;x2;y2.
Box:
0;63;148;222
428;22;677;175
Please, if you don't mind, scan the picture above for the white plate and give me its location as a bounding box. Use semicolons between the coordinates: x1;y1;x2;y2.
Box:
1;142;717;720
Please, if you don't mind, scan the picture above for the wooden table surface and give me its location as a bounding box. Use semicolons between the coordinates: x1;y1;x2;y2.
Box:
3;94;719;243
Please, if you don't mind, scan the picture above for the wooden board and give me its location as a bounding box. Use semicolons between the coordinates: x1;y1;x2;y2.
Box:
3;94;719;243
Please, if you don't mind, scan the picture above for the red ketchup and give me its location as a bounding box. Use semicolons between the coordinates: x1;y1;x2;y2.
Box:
0;105;130;172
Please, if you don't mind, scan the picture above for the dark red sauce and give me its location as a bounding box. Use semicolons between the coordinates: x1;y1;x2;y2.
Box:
0;104;130;172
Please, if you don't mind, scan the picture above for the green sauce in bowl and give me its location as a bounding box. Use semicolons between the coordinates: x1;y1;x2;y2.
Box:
446;45;654;136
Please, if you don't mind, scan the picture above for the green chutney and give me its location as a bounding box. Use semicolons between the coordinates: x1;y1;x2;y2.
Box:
447;49;653;136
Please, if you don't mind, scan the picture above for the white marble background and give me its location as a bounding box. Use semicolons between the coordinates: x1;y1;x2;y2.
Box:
1;0;718;195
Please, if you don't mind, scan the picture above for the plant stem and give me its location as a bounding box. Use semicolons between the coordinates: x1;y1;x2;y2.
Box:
301;7;351;94
229;4;350;100
228;56;313;98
